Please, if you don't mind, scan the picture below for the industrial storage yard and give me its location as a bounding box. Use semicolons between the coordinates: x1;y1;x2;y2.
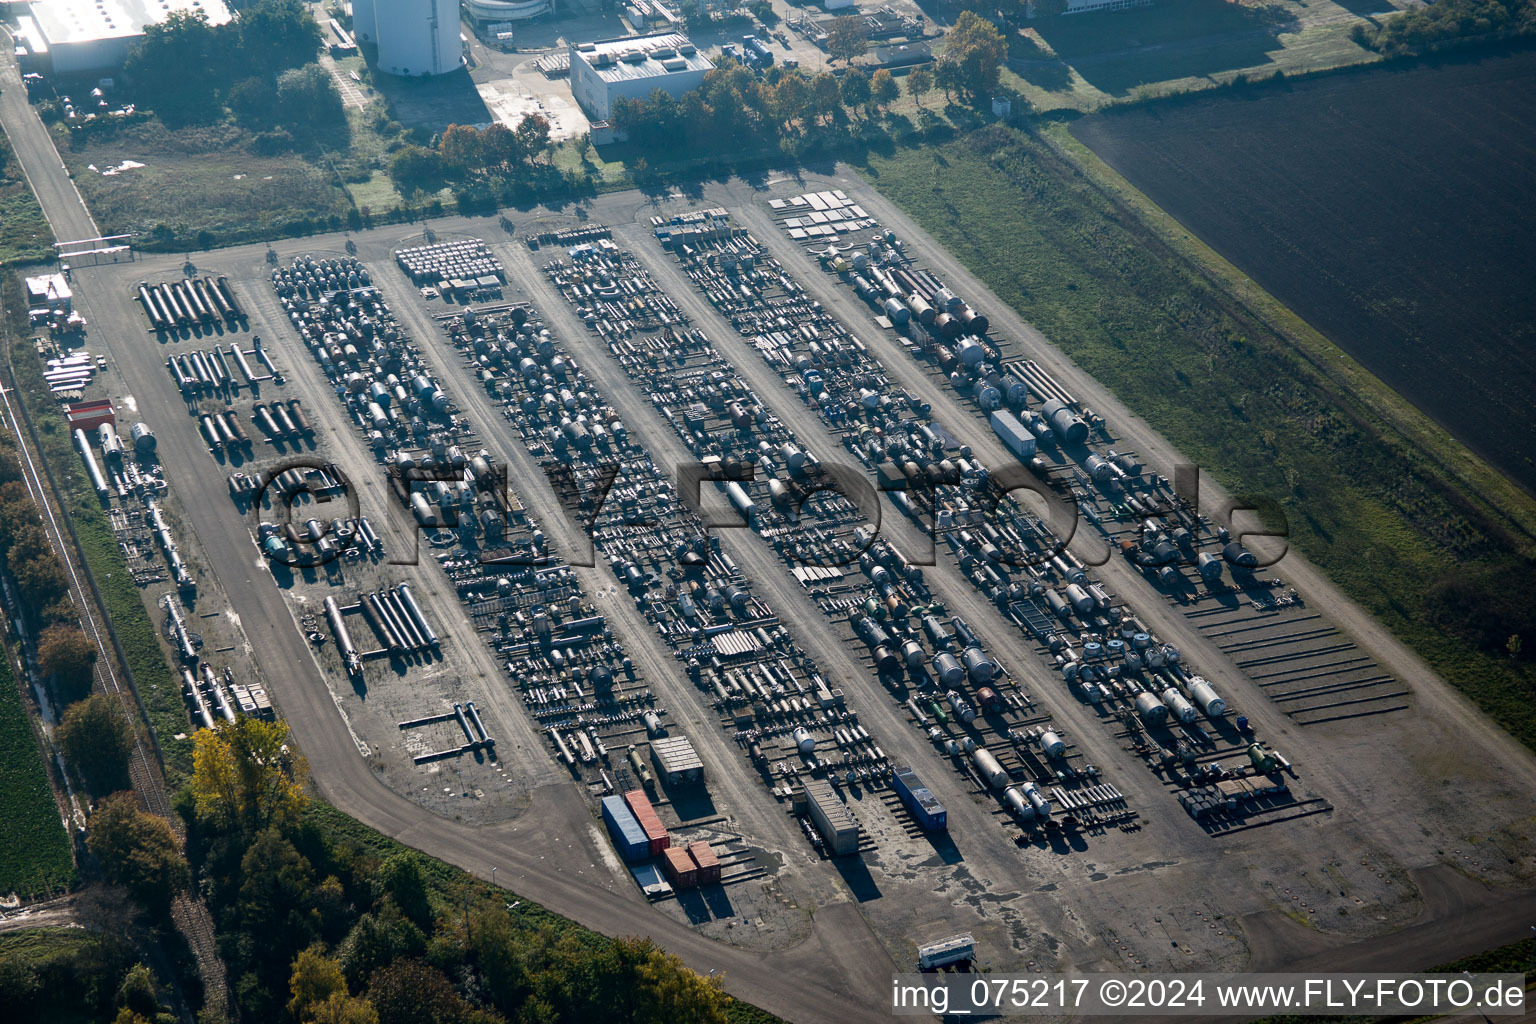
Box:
25;165;1536;1017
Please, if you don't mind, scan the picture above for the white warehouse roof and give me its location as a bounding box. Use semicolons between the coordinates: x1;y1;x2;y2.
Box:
29;0;233;48
572;33;711;86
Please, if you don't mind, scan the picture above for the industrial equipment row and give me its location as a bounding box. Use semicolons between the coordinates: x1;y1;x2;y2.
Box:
271;254;663;783
166;338;279;394
136;275;244;331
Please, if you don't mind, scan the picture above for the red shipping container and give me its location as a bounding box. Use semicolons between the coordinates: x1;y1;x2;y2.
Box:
623;789;670;854
687;841;721;884
661;847;697;889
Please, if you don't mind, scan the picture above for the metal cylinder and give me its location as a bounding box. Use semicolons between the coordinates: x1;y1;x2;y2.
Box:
971;747;1008;790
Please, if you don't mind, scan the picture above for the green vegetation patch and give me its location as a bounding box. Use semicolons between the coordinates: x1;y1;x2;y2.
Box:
0;646;75;898
4;281;192;778
60;121;349;250
0;131;52;266
858;125;1536;751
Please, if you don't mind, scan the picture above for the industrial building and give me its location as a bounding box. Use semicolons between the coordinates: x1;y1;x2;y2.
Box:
650;734;704;785
354;0;465;77
461;0;555;29
567;33;712;122
25;273;73;312
14;0;232;75
802;779;859;856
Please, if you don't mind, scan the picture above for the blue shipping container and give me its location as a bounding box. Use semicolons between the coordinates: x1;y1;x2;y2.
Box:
892;766;948;831
989;409;1037;460
602;795;651;862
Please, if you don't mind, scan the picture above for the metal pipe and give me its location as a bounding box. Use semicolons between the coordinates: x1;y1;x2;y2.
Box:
73;429;108;496
359;594;400;651
385;590;425;650
396;583;438;647
324;595;359;673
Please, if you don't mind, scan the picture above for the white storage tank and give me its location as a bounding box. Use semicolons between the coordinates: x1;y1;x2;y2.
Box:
1038;730;1065;759
971;747;1008;790
375;0;462;77
352;0;378;41
1189;678;1227;718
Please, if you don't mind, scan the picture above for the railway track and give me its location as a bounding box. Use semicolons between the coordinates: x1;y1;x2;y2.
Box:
0;359;228;1019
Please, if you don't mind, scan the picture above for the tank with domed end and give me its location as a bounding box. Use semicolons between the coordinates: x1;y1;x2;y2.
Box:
324;596;360;675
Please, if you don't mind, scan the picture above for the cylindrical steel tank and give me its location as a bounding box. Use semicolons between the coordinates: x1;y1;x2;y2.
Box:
971;747;1008;790
1189;679;1227;718
1134;691;1168;725
1039;730;1066;758
932;652;965;688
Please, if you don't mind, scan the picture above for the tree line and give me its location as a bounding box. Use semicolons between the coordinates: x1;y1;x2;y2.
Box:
122;0;337;135
608;12;1006;161
64;716;734;1023
1352;0;1536;54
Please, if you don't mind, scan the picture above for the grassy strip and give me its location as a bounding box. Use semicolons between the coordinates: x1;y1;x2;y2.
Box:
3;312;193;780
303;803;786;1024
0;643;75;897
0;131;52;266
857;126;1536;752
1251;938;1536;1024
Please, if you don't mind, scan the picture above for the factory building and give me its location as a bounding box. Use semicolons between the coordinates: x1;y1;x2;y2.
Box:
567;33;712;123
356;0;465;77
16;0;234;75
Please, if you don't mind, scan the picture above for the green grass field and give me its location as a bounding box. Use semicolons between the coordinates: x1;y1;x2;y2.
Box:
0;132;52;266
1009;0;1384;112
0;646;74;898
858;125;1536;753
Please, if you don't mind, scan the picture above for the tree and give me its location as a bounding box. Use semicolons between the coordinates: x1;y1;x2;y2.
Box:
377;853;432;933
438;125;484;171
907;65;934;106
771;72;810;130
190;717;309;835
12;541;68;611
944;10;1007;99
228;76;278;128
595;936;730;1024
389;147;446;190
338;903;427;986
825;15;869;65
58;694;132;795
307;991;380;1024
481;123;520;169
38;624;96;704
935;53;963;102
367;960;466;1024
869;69;899;111
514;115;552;164
289;946;348;1021
276;65;344;129
235;0;324;77
810;72;843;124
839;67;872;113
115;963;160;1018
86;793;189;917
123;10;221;122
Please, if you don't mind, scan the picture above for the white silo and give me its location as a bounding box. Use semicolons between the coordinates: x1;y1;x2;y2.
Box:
351;0;377;43
374;0;463;77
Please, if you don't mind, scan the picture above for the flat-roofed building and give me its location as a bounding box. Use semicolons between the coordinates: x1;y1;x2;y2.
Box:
567;33;712;123
21;0;234;75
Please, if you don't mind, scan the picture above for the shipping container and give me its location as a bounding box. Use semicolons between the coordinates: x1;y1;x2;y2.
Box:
891;766;948;831
600;795;649;862
990;409;1037;460
687;841;721;884
661;846;698;888
623;788;670;855
803;779;859;856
